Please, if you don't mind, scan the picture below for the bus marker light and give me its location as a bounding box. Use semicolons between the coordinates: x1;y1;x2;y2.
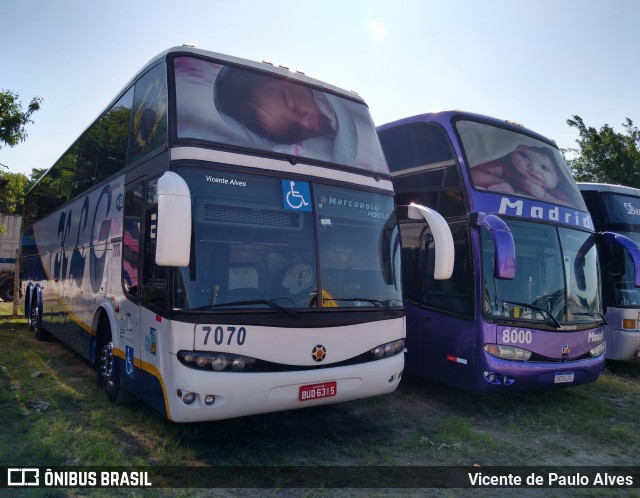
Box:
447;355;468;365
622;319;637;330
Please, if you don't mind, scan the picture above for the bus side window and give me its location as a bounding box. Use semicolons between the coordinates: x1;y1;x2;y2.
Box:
141;179;167;311
421;221;473;318
123;183;143;298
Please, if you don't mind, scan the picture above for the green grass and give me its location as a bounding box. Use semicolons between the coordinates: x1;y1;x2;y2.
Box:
2;309;640;496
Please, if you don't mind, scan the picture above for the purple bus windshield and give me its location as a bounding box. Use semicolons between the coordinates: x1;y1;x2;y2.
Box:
458;120;586;210
173;56;388;175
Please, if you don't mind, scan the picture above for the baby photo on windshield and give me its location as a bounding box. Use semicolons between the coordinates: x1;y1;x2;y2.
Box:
471;144;572;205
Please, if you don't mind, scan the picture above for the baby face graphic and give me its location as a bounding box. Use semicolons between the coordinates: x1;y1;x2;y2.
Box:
510;145;559;195
251;81;330;143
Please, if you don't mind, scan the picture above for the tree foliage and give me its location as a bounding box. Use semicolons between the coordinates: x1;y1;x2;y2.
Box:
564;115;640;188
0;172;29;214
0;90;43;149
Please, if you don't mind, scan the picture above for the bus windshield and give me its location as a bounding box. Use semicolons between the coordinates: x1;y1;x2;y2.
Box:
481;220;601;324
174;56;388;175
597;193;640;307
458;119;586;210
173;167;402;311
612;231;640;307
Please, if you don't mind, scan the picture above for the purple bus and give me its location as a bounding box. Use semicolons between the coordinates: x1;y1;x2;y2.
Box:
378;111;640;393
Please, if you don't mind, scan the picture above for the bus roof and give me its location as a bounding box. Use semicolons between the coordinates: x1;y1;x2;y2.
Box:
577;182;640;196
377;110;556;147
125;45;365;105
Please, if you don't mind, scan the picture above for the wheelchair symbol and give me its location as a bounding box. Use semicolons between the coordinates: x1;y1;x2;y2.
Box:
282;180;311;211
285;181;309;209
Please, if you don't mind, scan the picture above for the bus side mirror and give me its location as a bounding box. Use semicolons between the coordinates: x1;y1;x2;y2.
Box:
602;232;640;287
379;213;400;285
156;171;191;267
471;212;515;280
407;203;454;280
573;235;596;291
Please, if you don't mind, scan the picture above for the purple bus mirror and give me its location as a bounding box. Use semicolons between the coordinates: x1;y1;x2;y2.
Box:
473;213;515;280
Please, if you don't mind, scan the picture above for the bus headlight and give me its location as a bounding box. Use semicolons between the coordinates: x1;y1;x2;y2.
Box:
369;339;404;360
483;344;532;361
178;351;256;372
589;341;606;358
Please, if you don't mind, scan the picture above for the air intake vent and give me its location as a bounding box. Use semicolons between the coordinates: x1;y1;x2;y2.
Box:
204;204;302;228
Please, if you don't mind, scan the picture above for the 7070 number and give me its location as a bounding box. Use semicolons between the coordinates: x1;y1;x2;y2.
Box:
202;326;247;346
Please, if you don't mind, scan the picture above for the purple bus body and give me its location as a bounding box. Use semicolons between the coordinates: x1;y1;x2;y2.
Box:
379;111;610;393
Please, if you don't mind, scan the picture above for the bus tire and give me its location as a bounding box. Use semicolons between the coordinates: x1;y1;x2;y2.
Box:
97;324;120;403
30;299;48;341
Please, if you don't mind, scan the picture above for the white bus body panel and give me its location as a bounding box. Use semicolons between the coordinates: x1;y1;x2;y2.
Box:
114;308;405;422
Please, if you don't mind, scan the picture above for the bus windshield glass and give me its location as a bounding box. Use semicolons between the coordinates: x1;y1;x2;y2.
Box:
174;56;388;175
457;120;586;209
173;167;402;310
600;192;640;306
481;220;601;324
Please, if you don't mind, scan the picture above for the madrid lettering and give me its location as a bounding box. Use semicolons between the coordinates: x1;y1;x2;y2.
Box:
498;197;593;229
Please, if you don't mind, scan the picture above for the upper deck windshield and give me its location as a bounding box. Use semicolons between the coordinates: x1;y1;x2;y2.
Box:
457;120;586;210
173;56;388;176
481;219;601;325
173;167;402;312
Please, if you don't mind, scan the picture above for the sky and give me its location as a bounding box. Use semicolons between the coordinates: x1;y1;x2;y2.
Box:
2;0;640;177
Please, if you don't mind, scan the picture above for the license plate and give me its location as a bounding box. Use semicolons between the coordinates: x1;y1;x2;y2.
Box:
299;381;337;401
554;371;574;384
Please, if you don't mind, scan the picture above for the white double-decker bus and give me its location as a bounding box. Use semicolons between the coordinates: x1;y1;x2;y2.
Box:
20;46;453;422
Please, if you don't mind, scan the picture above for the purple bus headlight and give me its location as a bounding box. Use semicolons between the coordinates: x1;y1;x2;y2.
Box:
589;342;606;358
483;344;532;361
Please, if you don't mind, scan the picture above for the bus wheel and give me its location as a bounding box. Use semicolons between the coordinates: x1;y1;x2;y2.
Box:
31;301;48;341
98;329;120;403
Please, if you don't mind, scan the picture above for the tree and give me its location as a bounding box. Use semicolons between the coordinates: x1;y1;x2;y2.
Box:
0;90;43;149
564;115;640;188
0;172;28;214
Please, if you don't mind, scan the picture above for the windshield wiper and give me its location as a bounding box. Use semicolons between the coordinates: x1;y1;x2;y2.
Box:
572;311;607;325
501;300;561;329
196;299;299;318
324;297;404;314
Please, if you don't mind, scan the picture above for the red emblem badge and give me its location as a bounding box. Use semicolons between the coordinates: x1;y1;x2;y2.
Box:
312;344;327;362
